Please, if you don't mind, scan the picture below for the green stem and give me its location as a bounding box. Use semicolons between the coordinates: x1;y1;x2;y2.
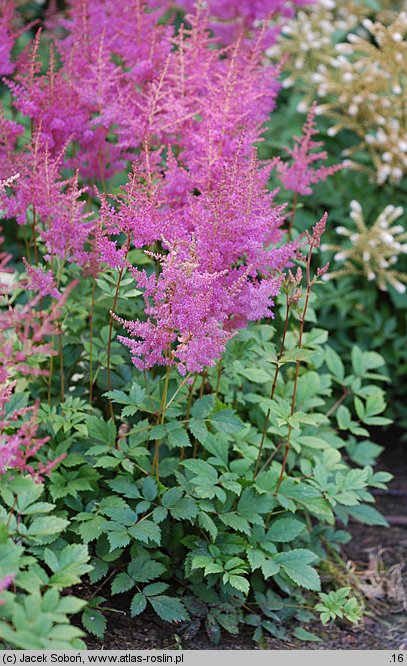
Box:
181;375;197;462
47;334;55;405
107;235;131;420
276;248;313;491
89;278;96;405
153;365;171;482
287;191;298;241
59;324;65;403
165;372;193;412
253;293;290;480
215;360;223;400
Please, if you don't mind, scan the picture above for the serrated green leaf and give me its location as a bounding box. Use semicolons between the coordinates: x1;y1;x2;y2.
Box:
131;593;147;617
141;477;158;501
149;595;188;623
261;559;280;579
224;574;249;595
106;526;131;550
267;517;305;542
89;559;108;584
219;512;250;535
247;549;266;572
336;405;351;430
294;627;322;642
111;572;134;595
347;504;388;527
325;347;345;381
167;426;191;449
46;545;92;588
77;515;106;544
82;609;106;638
274;549;320;591
143;582;168;597
128;558;166;583
198;512;218;540
107;477;141;499
87;416;116;445
27;516;69;538
128;520;161;545
191;395;215;419
238;368;271;383
189;418;209;444
211;409;243;435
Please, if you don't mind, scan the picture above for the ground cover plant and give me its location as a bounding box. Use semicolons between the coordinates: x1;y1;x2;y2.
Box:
0;0;402;650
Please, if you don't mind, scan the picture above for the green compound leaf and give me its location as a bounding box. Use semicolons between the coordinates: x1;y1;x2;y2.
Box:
82;609;106;639
274;549;320;591
130;593;147;617
149;596;189;623
128;520;161;545
266;517;305;543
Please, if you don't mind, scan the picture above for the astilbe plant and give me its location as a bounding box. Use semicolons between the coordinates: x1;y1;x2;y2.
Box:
0;176;66;479
0;0;38;76
276;102;343;196
105;147;292;378
0;0;297;467
275;103;343;238
0;1;17;76
0;0;392;649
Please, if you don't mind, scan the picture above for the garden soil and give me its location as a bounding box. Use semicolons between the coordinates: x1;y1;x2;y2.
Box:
84;441;407;651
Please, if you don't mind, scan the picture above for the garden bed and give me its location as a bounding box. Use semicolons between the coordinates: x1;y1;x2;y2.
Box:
84;443;407;651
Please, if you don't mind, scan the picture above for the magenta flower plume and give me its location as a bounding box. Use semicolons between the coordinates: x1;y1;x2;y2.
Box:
0;399;64;481
0;1;16;76
4;138;95;267
22;258;61;300
277;103;343;196
176;0;311;46
0;1;39;77
115;240;236;375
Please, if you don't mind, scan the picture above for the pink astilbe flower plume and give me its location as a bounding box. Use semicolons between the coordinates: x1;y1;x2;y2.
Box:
0;396;64;480
4;136;95;268
175;0;311;46
0;1;17;76
0;0;38;76
22;258;61;300
115;239;236;375
277;103;343;196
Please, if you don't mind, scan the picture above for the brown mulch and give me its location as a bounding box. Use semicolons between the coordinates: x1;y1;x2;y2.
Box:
84;440;407;650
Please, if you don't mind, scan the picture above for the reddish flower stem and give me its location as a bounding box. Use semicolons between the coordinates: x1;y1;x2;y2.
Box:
276;245;314;492
107;234;132;420
253;292;290;481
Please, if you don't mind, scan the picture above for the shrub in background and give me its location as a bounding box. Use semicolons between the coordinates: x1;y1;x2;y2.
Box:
265;0;407;429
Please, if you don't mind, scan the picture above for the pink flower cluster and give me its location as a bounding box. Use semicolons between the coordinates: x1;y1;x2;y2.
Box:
0;398;61;480
1;0;336;385
0;1;16;76
100;146;293;373
0;1;37;76
277;103;343;196
0;216;67;477
176;0;312;46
